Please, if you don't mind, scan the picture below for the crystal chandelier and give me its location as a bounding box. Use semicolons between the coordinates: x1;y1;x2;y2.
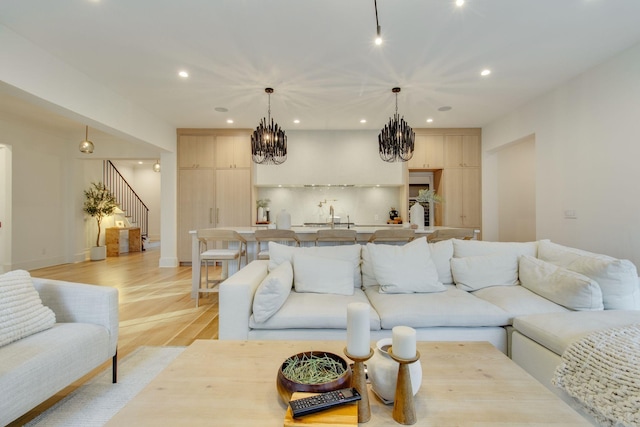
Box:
251;88;287;165
378;87;414;162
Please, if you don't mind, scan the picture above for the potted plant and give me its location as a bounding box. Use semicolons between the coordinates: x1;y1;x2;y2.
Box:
83;182;118;260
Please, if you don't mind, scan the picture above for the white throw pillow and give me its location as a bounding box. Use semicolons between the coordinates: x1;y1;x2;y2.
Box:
367;237;445;294
268;242;362;288
0;270;56;347
451;253;519;291
252;261;294;323
519;255;604;311
453;239;538;259
537;240;640;310
429;239;454;284
293;253;355;295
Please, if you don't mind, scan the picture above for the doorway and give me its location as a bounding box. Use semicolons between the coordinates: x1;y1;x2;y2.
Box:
0;144;11;273
496;135;536;242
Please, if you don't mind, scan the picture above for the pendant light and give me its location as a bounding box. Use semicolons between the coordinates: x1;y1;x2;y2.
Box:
251;88;287;165
153;160;161;172
79;125;94;154
378;87;415;162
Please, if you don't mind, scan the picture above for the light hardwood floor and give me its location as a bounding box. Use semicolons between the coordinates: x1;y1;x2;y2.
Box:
10;246;219;426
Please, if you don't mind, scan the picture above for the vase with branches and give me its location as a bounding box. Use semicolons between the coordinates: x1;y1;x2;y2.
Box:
83;182;118;248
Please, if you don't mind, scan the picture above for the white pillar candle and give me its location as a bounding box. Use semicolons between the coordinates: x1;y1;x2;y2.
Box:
392;326;416;359
347;302;370;357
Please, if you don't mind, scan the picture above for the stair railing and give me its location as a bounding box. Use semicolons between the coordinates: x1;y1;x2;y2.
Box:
103;160;149;239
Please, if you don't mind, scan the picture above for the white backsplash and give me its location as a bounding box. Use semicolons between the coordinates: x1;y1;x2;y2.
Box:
257;186;404;226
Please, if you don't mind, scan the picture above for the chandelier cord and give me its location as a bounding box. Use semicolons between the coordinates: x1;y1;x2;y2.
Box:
374;0;380;29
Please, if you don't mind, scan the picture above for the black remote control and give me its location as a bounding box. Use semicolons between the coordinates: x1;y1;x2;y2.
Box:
289;387;362;418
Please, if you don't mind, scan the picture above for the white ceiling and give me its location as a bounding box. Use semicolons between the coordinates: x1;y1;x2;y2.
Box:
2;0;640;136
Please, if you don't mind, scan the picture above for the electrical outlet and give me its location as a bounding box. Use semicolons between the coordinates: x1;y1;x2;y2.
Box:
374;214;379;221
564;210;577;219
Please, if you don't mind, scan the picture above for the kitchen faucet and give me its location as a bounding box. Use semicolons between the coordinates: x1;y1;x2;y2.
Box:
329;205;335;229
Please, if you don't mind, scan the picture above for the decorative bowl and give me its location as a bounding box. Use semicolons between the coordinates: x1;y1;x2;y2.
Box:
276;351;352;403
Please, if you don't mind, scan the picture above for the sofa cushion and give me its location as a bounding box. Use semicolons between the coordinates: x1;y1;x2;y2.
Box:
268;242;362;288
518;255;604;311
293;253;354;295
367;237;445;294
513;310;640;355
0;270;56;347
249;288;381;330
452;239;538;259
252;261;293;323
364;285;511;328
537;240;640;310
429;239;454;284
451;253;519;291
472;285;570;319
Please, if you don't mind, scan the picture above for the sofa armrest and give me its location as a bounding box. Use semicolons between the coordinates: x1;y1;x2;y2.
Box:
31;278;119;355
219;260;269;340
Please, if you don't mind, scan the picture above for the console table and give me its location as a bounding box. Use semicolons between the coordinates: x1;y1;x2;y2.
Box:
106;227;141;257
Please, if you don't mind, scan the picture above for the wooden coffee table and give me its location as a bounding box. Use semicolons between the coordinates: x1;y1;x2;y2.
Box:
106;340;590;426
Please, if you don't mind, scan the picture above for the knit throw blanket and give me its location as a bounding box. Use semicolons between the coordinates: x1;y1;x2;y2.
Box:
552;324;640;427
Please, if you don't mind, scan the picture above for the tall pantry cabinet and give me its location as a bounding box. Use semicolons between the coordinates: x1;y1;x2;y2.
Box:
408;129;481;231
177;131;252;264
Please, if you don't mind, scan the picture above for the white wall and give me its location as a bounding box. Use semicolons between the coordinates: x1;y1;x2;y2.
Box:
483;41;640;267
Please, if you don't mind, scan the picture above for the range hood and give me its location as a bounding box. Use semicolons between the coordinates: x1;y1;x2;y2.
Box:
253;130;405;186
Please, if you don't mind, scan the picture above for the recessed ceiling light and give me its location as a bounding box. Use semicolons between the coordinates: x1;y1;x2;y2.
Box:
214;107;228;113
178;70;189;78
455;0;465;6
426;118;434;123
481;69;491;76
438;106;453;112
226;119;234;124
138;161;143;165
360;119;367;123
293;119;300;124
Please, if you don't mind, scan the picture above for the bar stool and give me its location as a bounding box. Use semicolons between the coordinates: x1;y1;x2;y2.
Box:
367;229;416;244
315;229;358;246
426;228;474;243
196;229;247;307
254;229;300;260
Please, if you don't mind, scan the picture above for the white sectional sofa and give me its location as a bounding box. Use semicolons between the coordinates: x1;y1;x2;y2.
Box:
219;237;640;424
0;272;119;426
220;238;639;351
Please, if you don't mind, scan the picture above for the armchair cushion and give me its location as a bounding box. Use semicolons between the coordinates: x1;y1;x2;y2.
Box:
0;270;55;347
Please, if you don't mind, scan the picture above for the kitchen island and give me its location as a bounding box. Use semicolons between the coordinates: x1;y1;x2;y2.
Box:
189;225;478;299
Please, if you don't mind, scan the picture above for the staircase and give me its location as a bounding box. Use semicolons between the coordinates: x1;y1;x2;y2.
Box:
103;160;149;240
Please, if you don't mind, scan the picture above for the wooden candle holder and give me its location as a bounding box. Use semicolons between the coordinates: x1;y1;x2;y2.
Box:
388;349;421;425
344;347;374;423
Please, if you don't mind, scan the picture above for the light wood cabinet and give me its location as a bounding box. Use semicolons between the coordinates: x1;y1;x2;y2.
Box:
215;169;251;227
442;168;481;228
178;135;215;169
177;169;215;263
216;135;251;169
444;135;480;168
408;135;444;169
